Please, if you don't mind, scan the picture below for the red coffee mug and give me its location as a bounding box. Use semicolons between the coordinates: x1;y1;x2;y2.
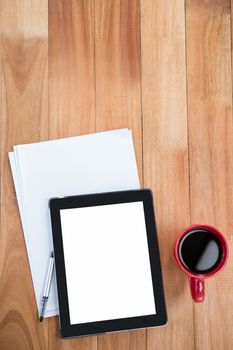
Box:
174;224;229;302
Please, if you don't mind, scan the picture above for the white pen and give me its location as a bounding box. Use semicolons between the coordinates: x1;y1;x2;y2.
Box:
40;251;54;322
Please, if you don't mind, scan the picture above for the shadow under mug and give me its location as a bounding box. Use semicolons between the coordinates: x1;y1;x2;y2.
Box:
174;224;229;302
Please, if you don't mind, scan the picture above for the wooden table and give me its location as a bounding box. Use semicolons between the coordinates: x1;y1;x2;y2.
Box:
0;1;232;349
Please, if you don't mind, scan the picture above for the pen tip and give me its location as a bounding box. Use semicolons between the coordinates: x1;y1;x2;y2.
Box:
40;316;44;322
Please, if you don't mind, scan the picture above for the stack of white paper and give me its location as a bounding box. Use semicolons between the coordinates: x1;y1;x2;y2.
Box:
9;129;140;318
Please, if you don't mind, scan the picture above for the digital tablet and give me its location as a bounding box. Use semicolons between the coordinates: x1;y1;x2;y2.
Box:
49;189;167;338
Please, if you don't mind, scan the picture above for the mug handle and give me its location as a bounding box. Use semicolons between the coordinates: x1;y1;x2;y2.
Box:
188;276;205;302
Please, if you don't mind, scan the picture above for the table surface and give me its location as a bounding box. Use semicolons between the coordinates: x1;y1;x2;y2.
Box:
0;1;232;349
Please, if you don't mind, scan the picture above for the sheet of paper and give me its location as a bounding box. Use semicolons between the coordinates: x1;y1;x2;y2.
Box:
9;129;140;318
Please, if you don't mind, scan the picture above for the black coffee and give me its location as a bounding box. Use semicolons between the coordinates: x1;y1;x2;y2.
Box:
178;229;223;274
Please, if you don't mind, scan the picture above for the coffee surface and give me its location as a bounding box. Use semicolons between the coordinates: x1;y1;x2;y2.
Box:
179;229;222;274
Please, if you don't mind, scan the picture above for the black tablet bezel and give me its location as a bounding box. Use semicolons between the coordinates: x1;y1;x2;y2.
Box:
49;189;167;338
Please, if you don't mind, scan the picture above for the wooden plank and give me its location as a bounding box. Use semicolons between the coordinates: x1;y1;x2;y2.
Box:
49;0;95;138
95;1;145;349
48;1;97;349
186;1;233;349
95;0;143;180
141;0;194;349
0;0;49;349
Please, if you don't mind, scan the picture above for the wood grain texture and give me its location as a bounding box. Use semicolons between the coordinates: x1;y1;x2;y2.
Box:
0;1;48;349
186;1;233;349
141;0;194;349
95;1;145;349
49;0;95;139
48;0;97;349
95;0;143;180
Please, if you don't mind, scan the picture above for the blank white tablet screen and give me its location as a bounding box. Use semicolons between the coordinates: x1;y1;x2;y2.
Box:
60;201;156;325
